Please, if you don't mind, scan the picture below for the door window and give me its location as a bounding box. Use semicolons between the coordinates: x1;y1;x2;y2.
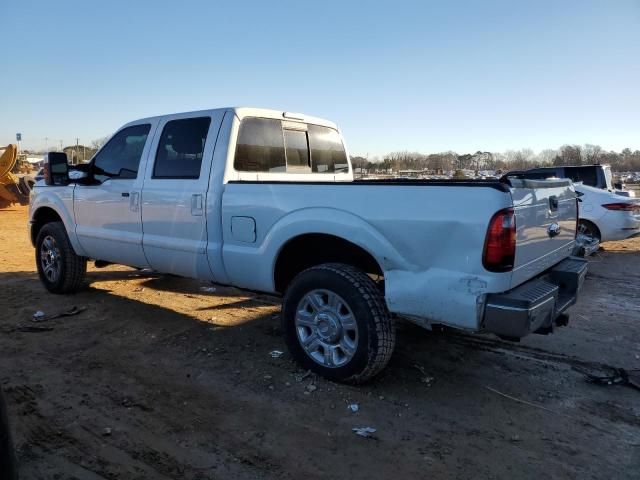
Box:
153;117;211;179
92;124;151;183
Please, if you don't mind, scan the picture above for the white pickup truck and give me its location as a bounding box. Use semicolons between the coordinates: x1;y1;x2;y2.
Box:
30;107;587;383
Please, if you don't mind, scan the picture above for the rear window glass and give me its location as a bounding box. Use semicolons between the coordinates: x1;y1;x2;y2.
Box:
284;129;310;172
154;117;211;179
308;125;348;173
234;118;349;174
234;118;285;172
564;167;598;187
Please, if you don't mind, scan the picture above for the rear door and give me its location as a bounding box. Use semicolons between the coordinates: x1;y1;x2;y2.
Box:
509;179;577;287
141;112;224;280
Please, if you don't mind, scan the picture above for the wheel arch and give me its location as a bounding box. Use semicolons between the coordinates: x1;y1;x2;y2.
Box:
29;185;88;255
274;233;384;293
578;218;602;241
30;206;64;246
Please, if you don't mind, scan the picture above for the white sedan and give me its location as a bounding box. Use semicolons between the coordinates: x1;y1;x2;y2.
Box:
576;183;640;242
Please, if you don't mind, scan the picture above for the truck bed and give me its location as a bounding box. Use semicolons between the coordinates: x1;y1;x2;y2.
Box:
221;177;577;331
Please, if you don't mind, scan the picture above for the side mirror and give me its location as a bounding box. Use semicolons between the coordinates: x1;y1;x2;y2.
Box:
43;152;69;186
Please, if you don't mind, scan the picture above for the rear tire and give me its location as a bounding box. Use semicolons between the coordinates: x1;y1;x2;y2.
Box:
35;221;87;294
282;263;395;384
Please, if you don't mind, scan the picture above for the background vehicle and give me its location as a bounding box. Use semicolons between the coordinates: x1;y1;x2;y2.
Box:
574;184;640;242
509;164;635;197
29;107;586;383
0;144;35;208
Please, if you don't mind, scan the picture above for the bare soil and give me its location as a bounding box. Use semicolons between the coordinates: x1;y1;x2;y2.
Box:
1;205;638;479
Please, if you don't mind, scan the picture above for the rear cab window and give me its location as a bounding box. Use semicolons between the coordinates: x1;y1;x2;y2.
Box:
233;116;349;179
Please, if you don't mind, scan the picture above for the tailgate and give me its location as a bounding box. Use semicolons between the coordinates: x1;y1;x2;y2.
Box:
509;178;577;288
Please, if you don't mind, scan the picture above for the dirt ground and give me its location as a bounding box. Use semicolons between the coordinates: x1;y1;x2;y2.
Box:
1;205;638;480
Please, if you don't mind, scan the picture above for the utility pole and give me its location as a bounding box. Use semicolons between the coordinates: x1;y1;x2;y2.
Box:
75;137;79;165
59;140;63;152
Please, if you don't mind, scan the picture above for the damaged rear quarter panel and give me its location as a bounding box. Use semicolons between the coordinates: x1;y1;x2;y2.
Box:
385;269;511;330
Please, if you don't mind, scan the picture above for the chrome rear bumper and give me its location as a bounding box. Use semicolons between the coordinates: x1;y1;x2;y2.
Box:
483;257;588;340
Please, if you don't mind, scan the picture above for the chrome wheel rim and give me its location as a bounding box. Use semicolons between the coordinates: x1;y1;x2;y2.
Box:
40;235;61;283
295;289;358;368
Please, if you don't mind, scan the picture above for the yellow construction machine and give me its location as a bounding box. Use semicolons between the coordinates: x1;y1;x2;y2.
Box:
0;144;35;208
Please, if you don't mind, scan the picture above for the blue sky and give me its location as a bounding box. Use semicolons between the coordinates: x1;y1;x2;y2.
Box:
1;0;638;156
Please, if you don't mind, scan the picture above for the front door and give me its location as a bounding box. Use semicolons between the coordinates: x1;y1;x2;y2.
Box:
74;123;156;267
141;112;224;280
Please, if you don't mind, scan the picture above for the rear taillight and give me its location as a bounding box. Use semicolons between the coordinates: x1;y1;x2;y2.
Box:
602;202;640;212
483;208;516;272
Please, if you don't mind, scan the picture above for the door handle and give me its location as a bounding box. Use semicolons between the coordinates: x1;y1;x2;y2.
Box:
129;192;140;212
191;194;203;216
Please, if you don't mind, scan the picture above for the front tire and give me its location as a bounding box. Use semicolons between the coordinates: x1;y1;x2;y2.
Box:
282;263;395;384
35;221;87;294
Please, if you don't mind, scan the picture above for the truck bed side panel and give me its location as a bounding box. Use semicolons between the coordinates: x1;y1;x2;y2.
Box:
221;183;513;330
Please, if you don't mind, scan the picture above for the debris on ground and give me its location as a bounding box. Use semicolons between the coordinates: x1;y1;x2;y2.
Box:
352;427;376;438
270;350;284;358
295;371;311;383
573;366;640;391
102;427;112;436
200;286;216;293
305;384;317;394
348;403;359;413
15;325;54;333
414;364;435;386
573;233;600;257
31;306;86;323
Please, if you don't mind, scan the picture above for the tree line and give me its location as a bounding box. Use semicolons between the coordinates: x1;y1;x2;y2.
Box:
351;145;640;173
25;139;640;174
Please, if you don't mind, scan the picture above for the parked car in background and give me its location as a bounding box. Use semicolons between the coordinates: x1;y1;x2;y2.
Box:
510;164;635;197
574;184;640;242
